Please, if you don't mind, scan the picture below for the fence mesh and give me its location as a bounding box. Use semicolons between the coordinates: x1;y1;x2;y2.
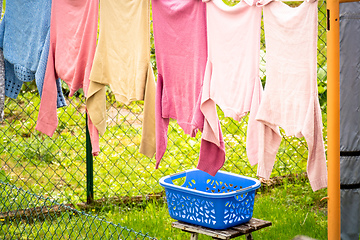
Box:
0;1;327;238
0;180;156;240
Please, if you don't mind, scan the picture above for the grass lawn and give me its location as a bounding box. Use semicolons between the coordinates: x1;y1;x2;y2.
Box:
106;178;328;240
1;177;327;240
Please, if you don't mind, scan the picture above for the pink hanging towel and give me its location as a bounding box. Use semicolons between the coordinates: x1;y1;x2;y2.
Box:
255;0;327;191
199;0;264;175
152;0;224;172
35;0;100;156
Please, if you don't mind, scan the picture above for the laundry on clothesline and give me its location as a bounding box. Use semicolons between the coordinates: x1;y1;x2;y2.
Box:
86;0;156;158
255;0;327;191
35;0;100;156
151;0;225;173
0;0;66;111
0;0;327;190
197;0;264;175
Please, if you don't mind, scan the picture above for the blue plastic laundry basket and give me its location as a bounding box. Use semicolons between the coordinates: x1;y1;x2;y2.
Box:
159;169;261;230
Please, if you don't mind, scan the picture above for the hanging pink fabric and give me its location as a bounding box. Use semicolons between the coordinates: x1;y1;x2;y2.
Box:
35;0;99;156
152;0;225;174
198;0;264;175
255;0;327;191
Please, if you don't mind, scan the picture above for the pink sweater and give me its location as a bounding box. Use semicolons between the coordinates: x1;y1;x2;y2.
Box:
256;0;327;191
35;0;99;155
199;0;263;174
152;0;211;166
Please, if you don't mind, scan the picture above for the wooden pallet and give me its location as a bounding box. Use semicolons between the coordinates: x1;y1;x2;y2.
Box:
172;218;272;240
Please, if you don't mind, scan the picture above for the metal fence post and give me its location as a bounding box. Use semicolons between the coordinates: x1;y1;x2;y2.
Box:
86;113;94;204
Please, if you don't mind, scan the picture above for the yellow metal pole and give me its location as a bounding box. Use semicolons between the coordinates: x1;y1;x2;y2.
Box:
327;0;341;238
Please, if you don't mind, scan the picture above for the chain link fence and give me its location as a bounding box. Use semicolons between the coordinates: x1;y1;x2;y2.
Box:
0;180;156;240
0;0;327;235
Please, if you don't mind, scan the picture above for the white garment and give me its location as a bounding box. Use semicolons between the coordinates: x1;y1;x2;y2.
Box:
256;0;327;191
200;0;263;168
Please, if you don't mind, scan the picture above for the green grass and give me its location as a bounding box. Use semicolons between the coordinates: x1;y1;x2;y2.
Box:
1;178;327;240
103;180;327;240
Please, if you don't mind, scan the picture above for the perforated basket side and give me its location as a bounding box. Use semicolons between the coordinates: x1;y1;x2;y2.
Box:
222;190;255;227
165;188;218;228
164;187;256;230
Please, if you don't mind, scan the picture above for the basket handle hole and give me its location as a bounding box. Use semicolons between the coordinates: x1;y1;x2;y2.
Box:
172;178;186;186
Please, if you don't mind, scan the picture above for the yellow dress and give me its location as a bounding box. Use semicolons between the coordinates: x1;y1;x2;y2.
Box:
86;0;156;158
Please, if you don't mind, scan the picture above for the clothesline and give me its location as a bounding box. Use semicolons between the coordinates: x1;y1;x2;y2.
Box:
274;0;357;3
0;0;327;193
205;0;318;11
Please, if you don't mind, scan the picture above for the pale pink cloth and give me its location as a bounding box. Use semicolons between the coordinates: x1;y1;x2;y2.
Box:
35;0;100;155
198;0;263;174
255;0;327;191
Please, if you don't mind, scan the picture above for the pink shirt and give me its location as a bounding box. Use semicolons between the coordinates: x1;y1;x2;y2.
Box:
152;0;226;174
152;0;207;165
35;0;99;155
199;0;263;173
256;0;327;191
